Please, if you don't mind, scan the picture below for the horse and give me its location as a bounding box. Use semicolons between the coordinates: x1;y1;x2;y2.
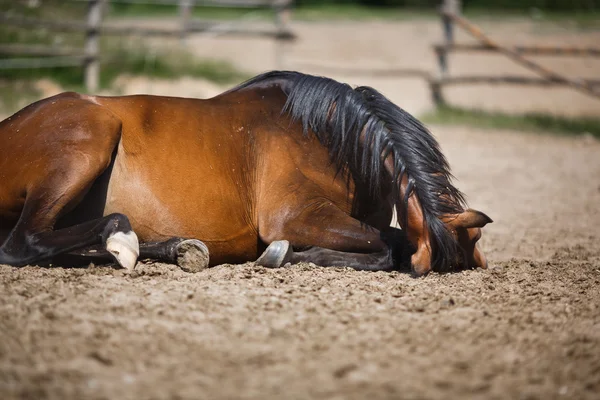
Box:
0;71;492;276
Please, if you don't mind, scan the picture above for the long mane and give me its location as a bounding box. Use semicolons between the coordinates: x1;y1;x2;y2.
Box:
232;71;466;271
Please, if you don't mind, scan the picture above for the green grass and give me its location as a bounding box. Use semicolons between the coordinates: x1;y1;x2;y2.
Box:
461;8;600;30
1;0;597;26
1;45;248;91
0;2;249;115
109;4;273;20
0;43;249;114
422;105;600;138
95;46;250;88
0;6;248;90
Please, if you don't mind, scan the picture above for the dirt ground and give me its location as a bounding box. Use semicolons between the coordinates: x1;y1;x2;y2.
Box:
1;17;600;400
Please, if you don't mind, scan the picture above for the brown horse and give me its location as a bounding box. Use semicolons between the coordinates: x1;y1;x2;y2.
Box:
0;71;491;276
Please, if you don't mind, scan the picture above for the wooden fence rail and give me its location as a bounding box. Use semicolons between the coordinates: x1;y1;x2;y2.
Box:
0;44;86;57
434;43;600;57
432;0;600;105
435;75;600;88
0;12;295;38
0;0;295;91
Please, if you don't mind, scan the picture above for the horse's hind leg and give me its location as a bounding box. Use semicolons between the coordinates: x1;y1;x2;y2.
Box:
55;238;209;272
0;100;139;269
0;183;141;269
0;212;139;269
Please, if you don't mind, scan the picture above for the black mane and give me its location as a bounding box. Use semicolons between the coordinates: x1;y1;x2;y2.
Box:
233;71;466;271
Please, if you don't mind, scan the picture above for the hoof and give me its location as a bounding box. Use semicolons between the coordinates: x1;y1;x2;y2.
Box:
106;231;140;270
176;239;209;273
256;240;293;268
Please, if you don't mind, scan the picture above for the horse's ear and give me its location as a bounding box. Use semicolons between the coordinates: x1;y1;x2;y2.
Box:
452;209;493;229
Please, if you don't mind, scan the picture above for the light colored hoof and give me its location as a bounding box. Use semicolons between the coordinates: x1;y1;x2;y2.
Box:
256;240;293;268
106;231;140;270
176;239;209;273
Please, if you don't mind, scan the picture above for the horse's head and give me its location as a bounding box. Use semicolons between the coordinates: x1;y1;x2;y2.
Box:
410;207;492;277
444;208;492;269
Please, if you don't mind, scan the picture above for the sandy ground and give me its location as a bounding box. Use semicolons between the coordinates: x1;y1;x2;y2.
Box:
1;17;600;400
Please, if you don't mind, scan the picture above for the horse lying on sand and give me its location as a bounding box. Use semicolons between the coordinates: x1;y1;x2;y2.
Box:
0;71;492;276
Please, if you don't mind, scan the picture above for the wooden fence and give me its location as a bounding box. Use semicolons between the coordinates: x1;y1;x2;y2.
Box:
431;0;600;105
0;0;295;91
4;0;598;105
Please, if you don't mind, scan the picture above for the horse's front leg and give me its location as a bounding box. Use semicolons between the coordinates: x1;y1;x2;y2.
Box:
0;95;142;269
257;241;394;271
58;237;209;272
255;200;402;271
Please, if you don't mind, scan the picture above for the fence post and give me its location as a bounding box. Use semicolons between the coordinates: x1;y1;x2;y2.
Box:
274;0;292;69
85;0;104;92
432;0;461;106
179;0;192;43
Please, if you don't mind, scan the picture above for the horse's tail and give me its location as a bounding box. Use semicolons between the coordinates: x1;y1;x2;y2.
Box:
235;71;466;271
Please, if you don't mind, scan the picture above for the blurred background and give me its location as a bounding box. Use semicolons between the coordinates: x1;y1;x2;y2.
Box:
0;0;599;135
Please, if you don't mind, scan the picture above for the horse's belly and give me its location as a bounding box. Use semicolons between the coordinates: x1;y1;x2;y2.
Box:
103;145;259;264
